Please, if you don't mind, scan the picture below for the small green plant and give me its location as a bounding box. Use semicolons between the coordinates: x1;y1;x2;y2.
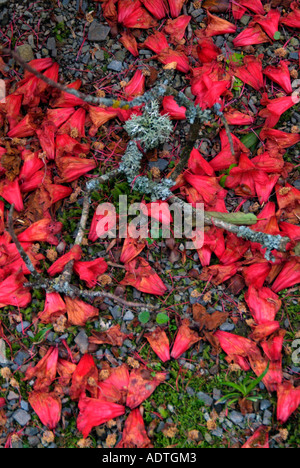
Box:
217;362;270;407
53;22;70;42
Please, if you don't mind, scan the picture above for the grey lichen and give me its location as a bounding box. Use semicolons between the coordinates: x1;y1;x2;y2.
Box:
118;141;144;184
124;100;173;150
119;141;175;200
236;226;283;261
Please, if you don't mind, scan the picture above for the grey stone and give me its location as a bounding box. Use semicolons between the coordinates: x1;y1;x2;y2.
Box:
197;392;213;406
149;159;169;171
123;311;134;321
240;15;251;26
260;399;272;411
110;305;122;320
14;350;30;366
13;409;31;426
95;49;105;61
16;321;31;333
21;400;29;411
228;411;244;425
0;0;9;5
220;321;235;332
191;9;203;18
7;391;19;401
213;388;221;401
211;428;223;438
107;60;123;72
263;409;272;426
28;436;40;447
16;44;34;62
289;52;299;60
88;21;110;42
47;37;57;54
74;330;89;354
0;339;8;364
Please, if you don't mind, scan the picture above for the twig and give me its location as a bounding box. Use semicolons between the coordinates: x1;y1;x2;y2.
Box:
169;195;290;255
8;205;42;279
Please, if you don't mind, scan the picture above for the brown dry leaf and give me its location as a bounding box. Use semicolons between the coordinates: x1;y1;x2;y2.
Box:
89;324;130;347
238;398;253;415
1;145;22;181
0;409;6;427
207;419;217;431
77;438;93;448
193;304;228;331
202;0;229;12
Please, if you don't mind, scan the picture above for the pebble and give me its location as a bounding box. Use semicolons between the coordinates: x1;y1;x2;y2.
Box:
13;409;31;426
0;339;8;365
289;52;299;60
74;330;89;354
110;305;122;320
220;321;235;332
88;21;111;42
16;44;34;62
197;392;213;406
14;350;30;366
260;399;272;411
16;322;31;333
7;391;19;401
28;436;40;447
211;428;223;438
149;159;169;171
123;311;134;321
107;60;123;72
228;411;244;425
263;409;272;426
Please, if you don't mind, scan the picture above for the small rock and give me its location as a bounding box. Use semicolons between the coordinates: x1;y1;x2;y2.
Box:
149;159;169;171
220;321;235;332
110;305;122;320
211;428;223;438
28;436;40;447
7;391;19;401
16;44;34;62
46;37;57;57
0;0;9;5
289;52;299;60
0;338;8;364
197;392;213;406
107;60;123;72
13;409;31;426
74;330;89;354
123;311;134;321
260;399;272;411
14;350;30;366
263;409;272;426
240;15;251;26
16;322;31;333
88;21;110;42
213;388;221;401
95;49;105;61
228;410;244;425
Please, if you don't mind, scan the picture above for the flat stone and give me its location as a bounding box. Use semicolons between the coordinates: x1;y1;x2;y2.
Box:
197;392;213;406
123;311;134;321
107;60;123;72
0;339;8;364
260;399;272;411
149;159;169;171
16;44;34;62
13;409;31;426
240;15;251;26
74;330;89;354
228;410;244;425
7;391;19;401
0;0;9;5
220;321;235;332
88;21;110;42
14;350;30;366
289;52;299;60
263;409;272;426
16;321;31;333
